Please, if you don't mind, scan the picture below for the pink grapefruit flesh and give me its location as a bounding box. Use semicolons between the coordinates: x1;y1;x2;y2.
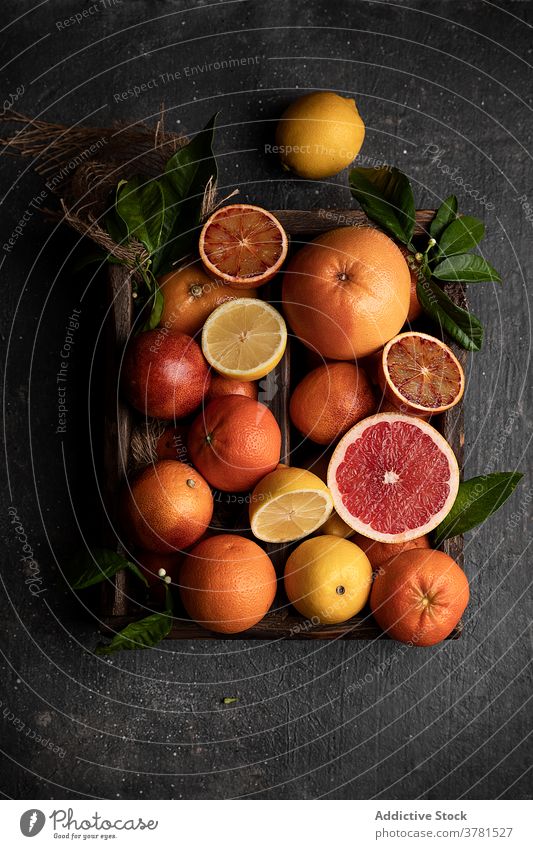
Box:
327;413;459;543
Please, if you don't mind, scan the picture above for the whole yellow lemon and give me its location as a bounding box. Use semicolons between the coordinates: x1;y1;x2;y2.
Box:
275;91;365;179
284;535;372;624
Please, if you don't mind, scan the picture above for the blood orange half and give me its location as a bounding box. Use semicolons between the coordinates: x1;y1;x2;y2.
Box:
380;331;465;415
199;203;288;288
327;413;459;543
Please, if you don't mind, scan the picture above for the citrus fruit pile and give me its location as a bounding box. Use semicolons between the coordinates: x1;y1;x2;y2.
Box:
118;185;469;643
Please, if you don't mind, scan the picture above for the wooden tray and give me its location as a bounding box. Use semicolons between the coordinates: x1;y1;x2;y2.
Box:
98;209;465;641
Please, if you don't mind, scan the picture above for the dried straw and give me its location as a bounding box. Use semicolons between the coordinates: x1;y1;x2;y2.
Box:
0;108;219;264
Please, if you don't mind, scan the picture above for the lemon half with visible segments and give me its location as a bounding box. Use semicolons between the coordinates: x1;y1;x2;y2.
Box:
201;298;287;381
250;466;334;543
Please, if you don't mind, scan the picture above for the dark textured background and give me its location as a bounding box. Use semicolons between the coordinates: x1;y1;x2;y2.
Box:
0;0;531;800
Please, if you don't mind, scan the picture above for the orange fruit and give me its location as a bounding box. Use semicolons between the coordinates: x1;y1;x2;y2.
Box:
375;395;431;420
370;548;469;645
121;329;210;420
379;331;465;415
155;423;189;462
351;533;430;570
289;361;376;445
187;395;281;492
199;203;288;288
399;246;423;323
206;373;258;403
282;226;410;359
120;460;213;553
179;534;277;633
327;413;459;543
158;262;256;339
284;535;372;624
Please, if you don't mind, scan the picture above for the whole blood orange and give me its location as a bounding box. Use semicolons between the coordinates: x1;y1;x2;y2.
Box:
188;395;281;492
158;262;256;339
282;227;411;359
199;204;288;288
120;460;213;553
121;329;210;420
179;534;277;633
327;413;459;543
370;548;469;645
351;533;430;570
206;372;258;403
289;361;376;445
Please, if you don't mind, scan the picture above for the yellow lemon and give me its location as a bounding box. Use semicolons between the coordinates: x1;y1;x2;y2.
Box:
317;510;355;539
284;535;372;624
275;91;365;179
250;466;333;543
201;298;287;381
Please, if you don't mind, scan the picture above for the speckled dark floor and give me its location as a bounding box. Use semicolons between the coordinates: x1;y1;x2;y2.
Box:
0;0;531;800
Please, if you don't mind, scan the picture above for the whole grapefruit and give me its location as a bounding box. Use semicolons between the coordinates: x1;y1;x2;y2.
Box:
179;534;277;633
120;460;213;553
188;395;281;492
290;361;376;445
282;227;411;359
122;329;210;420
370;548;469;645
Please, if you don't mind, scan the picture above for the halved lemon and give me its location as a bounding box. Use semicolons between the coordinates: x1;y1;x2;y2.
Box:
250;466;334;543
201;298;287;381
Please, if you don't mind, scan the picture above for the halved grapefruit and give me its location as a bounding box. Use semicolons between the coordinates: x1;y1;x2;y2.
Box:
380;331;465;415
327;413;459;543
199;204;288;288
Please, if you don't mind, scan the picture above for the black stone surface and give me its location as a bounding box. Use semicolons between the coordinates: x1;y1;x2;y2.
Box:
0;0;531;800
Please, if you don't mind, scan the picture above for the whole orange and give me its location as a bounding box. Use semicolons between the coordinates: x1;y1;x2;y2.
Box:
290;361;376;444
187;395;281;492
179;534;277;633
282;226;411;359
120;460;213;553
205;373;258;403
158;262;256;339
399;246;424;323
370;548;469;646
351;533;430;570
155;423;189;462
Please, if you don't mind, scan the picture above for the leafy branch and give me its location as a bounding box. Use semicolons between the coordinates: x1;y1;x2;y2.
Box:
349;167;501;351
85;114;218;330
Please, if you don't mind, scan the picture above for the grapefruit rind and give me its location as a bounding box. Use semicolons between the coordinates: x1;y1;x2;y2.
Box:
381;331;465;415
327;413;459;543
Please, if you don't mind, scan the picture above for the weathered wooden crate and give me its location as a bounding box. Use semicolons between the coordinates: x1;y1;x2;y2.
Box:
99;209;465;640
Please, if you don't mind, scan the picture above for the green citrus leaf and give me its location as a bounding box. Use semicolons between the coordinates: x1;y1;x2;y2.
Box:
116;177;166;255
433;253;501;283
429;195;458;241
142;284;164;331
95;610;172;655
349;166;415;245
436;215;484;257
68;548;148;590
433;473;523;545
416;278;483;351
